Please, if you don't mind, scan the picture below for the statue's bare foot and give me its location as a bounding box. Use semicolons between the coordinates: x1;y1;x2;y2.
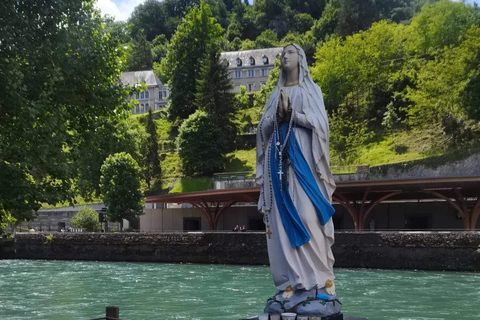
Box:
282;285;294;299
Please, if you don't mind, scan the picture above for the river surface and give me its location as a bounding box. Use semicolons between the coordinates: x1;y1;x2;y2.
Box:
0;260;479;320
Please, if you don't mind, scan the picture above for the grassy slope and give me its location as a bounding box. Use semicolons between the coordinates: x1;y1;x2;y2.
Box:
41;197;101;209
221;128;448;175
351;128;447;167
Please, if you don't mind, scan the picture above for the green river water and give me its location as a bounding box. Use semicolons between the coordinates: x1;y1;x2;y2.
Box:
0;260;479;320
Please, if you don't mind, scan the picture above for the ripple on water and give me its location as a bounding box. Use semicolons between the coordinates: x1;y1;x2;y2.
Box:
1;261;480;319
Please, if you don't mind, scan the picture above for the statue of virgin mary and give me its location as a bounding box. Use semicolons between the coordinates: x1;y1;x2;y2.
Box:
256;44;341;316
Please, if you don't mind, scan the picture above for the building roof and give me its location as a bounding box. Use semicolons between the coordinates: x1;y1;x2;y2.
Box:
121;70;163;87
220;47;283;67
146;176;480;204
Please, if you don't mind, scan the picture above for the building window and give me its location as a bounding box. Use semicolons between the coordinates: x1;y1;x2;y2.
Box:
159;90;166;100
145;103;149;110
262;68;269;77
135;93;139;99
145;91;149;99
249;57;255;65
263;55;269;64
234;71;241;78
248;70;255;78
236;58;242;67
140;92;145;100
248;83;253;92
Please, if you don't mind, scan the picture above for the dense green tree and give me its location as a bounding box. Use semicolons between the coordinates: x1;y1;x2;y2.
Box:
241;38;256;50
254;0;293;38
105;20;130;44
145;109;162;189
292;13;314;33
226;13;243;41
76;117;148;201
311;21;407;119
311;0;340;41
100;153;145;231
128;0;169;41
405;26;480;127
0;0;134;226
255;29;279;48
177;51;237;176
177;111;225;176
408;0;478;54
127;32;153;71
71;207;101;232
195;52;236;150
289;0;326;19
336;0;379;38
151;34;169;64
226;37;243;51
160;1;224;121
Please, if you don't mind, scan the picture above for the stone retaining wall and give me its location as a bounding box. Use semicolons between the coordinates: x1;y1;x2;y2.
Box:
1;232;479;271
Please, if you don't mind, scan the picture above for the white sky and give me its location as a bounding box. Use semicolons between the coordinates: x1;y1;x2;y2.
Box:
95;0;147;21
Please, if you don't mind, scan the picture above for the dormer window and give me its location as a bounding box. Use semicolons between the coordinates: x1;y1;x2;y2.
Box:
236;58;242;67
263;55;269;64
249;57;255;65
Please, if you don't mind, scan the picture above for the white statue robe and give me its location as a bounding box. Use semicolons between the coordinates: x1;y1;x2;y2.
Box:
257;85;336;292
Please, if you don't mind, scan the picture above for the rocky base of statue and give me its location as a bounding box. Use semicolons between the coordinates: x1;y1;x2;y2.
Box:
264;286;342;316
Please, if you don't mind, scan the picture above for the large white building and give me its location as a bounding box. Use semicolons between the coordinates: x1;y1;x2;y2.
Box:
121;70;170;115
220;47;283;92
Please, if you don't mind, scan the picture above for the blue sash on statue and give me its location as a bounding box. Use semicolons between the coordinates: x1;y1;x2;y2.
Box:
270;123;335;248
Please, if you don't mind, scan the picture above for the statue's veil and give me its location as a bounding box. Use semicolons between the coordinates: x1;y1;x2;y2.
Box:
256;44;336;201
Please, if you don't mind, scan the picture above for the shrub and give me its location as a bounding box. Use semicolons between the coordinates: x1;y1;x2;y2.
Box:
71;207;101;232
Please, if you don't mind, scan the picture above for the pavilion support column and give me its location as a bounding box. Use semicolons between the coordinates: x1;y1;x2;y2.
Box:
470;198;480;230
452;188;473;230
358;191;403;231
212;200;237;230
192;200;238;231
333;193;360;231
191;202;215;230
425;189;471;231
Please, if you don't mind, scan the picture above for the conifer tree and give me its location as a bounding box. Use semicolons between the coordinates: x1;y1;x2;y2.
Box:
160;1;224;120
195;51;236;152
127;31;153;71
145;109;161;189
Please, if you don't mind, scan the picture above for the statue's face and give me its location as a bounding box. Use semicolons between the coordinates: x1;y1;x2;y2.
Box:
282;45;299;72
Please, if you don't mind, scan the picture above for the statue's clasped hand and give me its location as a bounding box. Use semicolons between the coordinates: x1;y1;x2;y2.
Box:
277;89;292;123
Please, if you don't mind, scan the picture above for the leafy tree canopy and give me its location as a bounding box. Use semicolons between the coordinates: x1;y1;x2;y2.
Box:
100;152;145;230
0;0;134;226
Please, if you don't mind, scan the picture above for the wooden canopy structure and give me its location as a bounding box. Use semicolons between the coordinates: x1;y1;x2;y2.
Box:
146;176;480;231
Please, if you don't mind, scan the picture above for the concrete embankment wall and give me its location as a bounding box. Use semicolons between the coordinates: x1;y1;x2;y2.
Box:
1;232;479;271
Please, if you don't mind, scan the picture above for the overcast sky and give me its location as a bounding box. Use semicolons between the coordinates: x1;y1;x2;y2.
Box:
95;0;477;22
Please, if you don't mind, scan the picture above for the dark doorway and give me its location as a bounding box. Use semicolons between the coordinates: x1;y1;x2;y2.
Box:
248;218;265;231
183;217;201;231
333;216;343;230
407;215;431;230
57;222;65;231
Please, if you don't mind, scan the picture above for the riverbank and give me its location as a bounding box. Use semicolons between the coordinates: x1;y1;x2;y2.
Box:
1;232;479;271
